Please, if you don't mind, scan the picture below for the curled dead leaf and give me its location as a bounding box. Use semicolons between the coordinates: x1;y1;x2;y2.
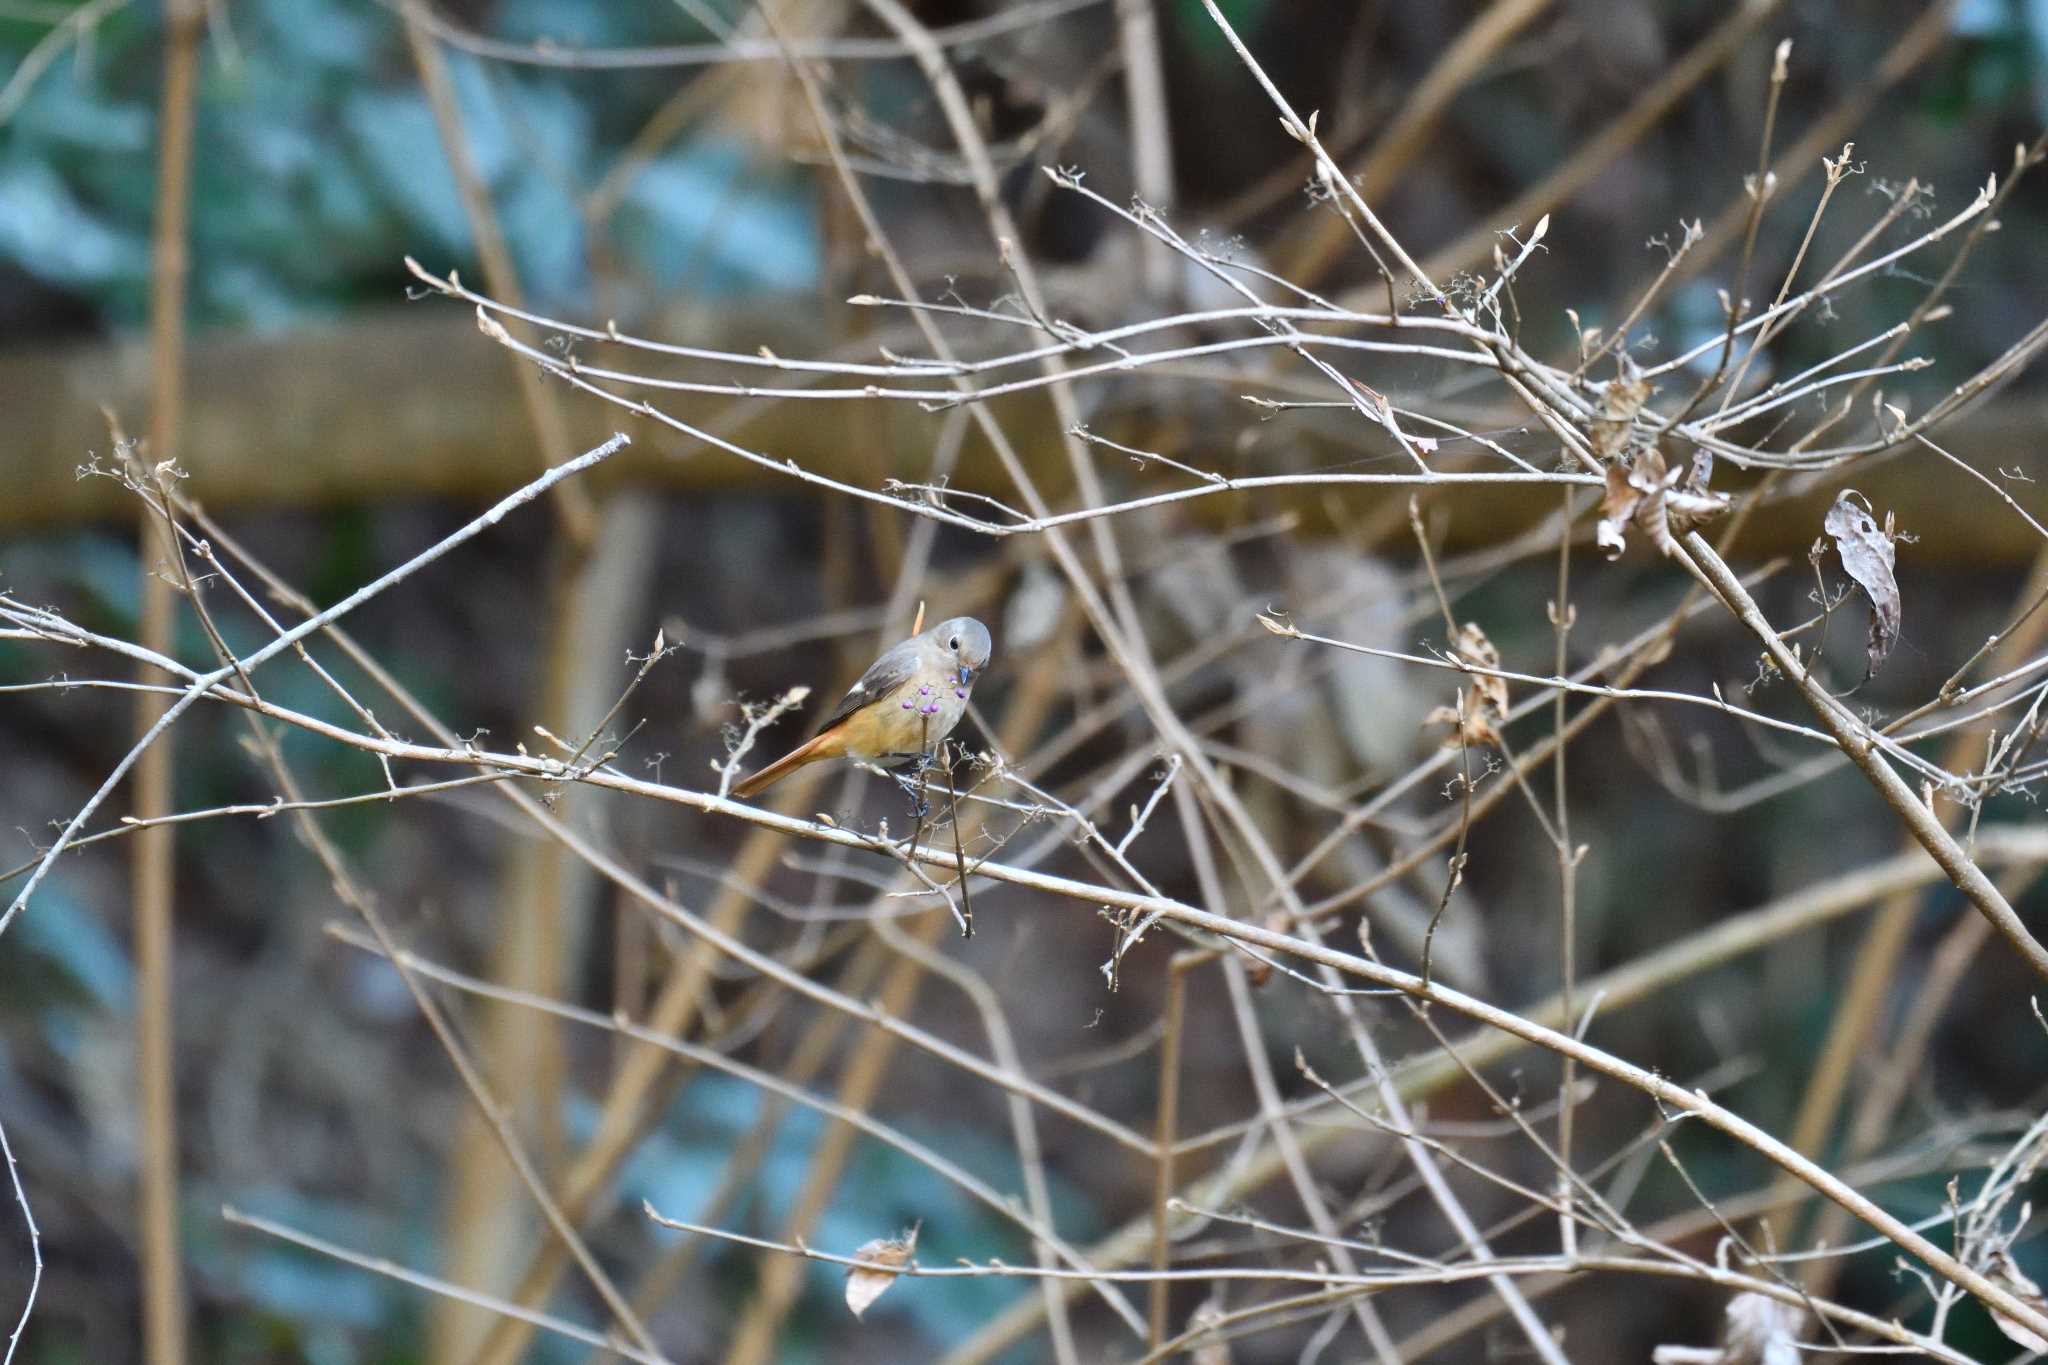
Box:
1452;621;1507;717
1597;446;1730;559
1589;354;1652;459
1425;622;1507;749
845;1222;920;1320
1821;489;1901;680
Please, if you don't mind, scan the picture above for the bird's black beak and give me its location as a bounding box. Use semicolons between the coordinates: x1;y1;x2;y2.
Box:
958;664;975;686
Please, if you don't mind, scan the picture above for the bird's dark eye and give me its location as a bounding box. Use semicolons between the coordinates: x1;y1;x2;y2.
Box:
948;636;960;650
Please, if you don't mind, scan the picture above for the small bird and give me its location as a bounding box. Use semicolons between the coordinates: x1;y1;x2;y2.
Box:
732;616;993;799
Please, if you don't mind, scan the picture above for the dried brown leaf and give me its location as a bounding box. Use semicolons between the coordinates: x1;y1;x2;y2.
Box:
1589;421;1631;461
1589;354;1652;459
1597;461;1641;557
1424;622;1506;748
1597;446;1730;559
1451;621;1508;718
845;1222;919;1320
1822;489;1901;680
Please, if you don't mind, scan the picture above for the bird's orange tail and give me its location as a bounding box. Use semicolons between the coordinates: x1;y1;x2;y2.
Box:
732;728;843;799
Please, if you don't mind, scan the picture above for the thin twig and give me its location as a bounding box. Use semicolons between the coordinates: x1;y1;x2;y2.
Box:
0;1113;39;1365
220;1207;667;1365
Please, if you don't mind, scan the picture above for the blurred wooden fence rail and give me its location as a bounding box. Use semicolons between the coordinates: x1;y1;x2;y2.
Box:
8;307;2044;565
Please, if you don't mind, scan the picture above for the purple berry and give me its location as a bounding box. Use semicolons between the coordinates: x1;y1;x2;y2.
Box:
955;688;967;699
901;700;913;709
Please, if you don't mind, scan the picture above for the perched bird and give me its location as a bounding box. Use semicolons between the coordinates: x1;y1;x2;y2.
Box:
732;617;993;799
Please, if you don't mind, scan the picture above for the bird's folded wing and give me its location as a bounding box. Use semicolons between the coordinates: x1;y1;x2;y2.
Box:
817;638;922;733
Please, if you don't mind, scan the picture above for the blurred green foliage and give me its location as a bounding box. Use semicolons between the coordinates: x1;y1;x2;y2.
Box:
0;0;822;331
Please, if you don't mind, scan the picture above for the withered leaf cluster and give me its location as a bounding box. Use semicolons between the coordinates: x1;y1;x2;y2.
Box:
1597;446;1730;559
1585;357;1730;559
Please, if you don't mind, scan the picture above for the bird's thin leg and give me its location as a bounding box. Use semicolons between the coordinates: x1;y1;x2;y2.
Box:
892;762;933;816
939;741;972;938
897;713;935;857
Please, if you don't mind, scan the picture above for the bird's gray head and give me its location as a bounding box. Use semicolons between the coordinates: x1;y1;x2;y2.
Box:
932;616;993;685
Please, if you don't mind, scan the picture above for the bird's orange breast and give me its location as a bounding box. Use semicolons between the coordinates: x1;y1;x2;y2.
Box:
832;670;970;760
